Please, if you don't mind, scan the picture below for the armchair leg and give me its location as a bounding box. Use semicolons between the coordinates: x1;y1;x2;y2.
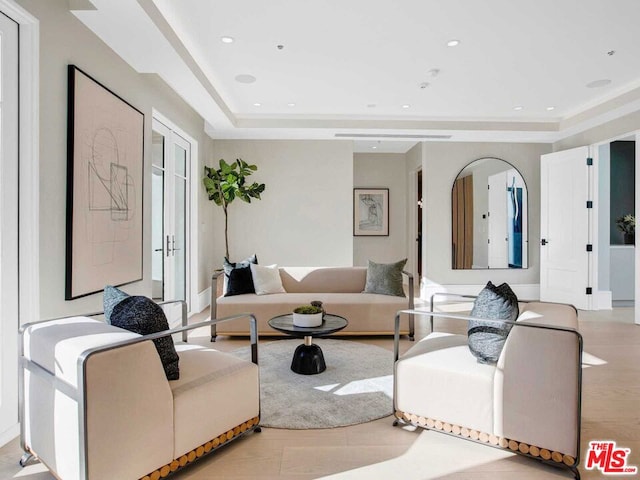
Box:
409;314;415;341
210;324;217;342
19;452;37;467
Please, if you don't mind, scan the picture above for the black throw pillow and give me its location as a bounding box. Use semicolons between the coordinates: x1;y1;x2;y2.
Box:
223;254;258;295
110;295;180;380
468;281;519;365
225;265;255;296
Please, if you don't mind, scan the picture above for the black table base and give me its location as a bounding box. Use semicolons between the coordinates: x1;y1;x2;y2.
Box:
291;343;326;375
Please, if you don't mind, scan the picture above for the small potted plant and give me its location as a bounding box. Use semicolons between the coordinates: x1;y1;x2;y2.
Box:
616;213;635;245
293;304;324;327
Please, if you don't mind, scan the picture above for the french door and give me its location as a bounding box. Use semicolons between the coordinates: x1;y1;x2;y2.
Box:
151;119;191;324
0;11;19;440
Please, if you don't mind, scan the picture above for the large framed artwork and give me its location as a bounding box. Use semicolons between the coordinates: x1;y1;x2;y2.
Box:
65;65;144;300
353;188;389;236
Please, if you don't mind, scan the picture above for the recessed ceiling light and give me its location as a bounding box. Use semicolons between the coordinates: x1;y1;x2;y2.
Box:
372;146;378;149
546;106;555;111
402;104;410;109
253;103;261;107
513;105;523;111
419;82;430;89
367;104;377;108
221;36;234;44
235;74;256;84
287;103;296;107
447;39;460;47
586;79;612;88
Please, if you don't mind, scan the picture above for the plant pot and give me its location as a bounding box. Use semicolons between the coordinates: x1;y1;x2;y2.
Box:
293;312;323;327
624;233;635;245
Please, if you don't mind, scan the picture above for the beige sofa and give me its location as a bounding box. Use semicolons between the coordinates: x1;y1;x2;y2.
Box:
19;312;260;480
211;266;415;340
393;296;582;478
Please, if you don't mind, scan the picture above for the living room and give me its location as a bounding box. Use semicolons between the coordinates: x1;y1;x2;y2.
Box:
1;1;639;479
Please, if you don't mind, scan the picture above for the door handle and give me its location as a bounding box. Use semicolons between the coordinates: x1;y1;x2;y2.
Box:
172;235;180;255
166;235;172;256
154;248;163;252
541;238;548;246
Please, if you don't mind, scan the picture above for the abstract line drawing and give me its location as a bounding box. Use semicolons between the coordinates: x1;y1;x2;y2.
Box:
353;188;389;236
66;65;144;300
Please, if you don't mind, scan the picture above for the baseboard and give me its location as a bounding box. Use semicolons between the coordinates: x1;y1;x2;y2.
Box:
196;287;211;314
420;283;540;302
0;423;19;448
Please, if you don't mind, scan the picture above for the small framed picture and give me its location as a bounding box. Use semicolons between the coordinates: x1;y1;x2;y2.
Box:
353;188;389;236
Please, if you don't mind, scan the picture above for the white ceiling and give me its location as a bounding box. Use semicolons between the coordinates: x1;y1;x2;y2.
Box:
73;0;640;152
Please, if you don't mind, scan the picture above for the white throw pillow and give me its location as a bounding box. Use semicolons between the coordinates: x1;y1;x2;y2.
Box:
250;264;286;295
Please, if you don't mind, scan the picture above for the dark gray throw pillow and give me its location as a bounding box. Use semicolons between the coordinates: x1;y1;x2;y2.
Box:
223;254;258;295
104;288;180;380
363;259;407;297
103;285;129;324
468;281;519;365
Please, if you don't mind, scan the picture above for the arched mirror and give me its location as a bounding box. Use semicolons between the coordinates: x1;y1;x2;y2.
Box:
452;157;528;269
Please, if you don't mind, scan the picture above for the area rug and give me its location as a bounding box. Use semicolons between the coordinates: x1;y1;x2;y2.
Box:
232;339;394;429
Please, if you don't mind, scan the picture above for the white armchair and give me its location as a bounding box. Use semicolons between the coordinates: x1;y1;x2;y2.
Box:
393;295;582;479
19;305;260;480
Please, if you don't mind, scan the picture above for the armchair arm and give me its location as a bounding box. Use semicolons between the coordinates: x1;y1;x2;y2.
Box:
210;270;225;341
401;271;415;339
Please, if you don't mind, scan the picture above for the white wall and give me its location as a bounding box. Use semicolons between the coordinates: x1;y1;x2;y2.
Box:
17;0;214;318
353;153;408;266
207;140;354;267
421;141;551;296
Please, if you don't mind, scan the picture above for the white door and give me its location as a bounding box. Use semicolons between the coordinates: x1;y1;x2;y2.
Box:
0;11;19;440
151;119;191;324
488;171;508;268
540;146;592;310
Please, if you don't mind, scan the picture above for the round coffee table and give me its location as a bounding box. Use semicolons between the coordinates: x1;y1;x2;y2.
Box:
268;314;348;375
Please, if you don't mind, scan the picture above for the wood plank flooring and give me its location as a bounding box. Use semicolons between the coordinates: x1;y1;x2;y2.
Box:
1;308;638;479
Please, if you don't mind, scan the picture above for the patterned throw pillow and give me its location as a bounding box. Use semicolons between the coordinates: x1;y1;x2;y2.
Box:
363;259;407;297
223;254;258;295
103;286;180;380
468;281;519;365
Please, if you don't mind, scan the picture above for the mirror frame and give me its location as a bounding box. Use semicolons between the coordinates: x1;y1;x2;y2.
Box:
451;157;529;270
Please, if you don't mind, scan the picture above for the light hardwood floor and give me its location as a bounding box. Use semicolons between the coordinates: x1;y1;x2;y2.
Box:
1;308;638;479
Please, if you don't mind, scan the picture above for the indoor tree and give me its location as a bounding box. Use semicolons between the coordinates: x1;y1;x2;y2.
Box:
203;158;266;259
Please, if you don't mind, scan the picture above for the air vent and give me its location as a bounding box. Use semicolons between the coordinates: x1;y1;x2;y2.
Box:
334;133;452;140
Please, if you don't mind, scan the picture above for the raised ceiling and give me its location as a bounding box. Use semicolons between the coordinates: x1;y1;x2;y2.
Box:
73;0;640;152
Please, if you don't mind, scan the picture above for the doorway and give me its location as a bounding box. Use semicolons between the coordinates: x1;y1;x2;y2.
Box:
151;118;192;323
596;137;636;308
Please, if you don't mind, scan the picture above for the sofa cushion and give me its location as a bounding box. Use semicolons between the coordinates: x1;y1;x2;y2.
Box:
279;267;367;293
223;254;258;294
111;295;180;380
251;263;286;295
216;292;409;335
396;332;495;434
171;344;259;458
468;282;518;365
364;259;407;297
